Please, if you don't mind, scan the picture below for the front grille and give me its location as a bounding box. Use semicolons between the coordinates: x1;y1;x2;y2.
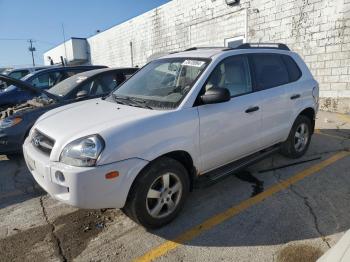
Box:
31;130;55;155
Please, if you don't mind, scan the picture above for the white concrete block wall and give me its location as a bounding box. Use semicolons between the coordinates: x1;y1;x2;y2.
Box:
247;0;350;112
45;0;350;112
87;0;246;67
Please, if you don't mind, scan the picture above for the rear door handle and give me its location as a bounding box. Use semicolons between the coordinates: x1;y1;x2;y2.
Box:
245;106;260;113
290;94;301;100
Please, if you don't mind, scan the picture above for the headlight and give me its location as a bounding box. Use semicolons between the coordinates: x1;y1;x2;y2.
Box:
60;135;105;167
0;117;22;129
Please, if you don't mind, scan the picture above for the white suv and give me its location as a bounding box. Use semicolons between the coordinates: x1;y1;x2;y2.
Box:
23;43;319;228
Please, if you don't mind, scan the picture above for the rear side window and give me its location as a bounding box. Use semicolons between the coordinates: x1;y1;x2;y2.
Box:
281;55;302;82
8;70;29;79
251;54;289;91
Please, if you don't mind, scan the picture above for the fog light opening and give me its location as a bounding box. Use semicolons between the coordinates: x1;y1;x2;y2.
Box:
55;171;65;183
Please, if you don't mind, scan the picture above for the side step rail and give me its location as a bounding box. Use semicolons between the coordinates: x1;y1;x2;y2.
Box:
196;146;280;187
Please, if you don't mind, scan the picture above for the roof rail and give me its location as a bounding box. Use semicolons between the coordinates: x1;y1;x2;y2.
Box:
235;43;290;51
184;47;226;51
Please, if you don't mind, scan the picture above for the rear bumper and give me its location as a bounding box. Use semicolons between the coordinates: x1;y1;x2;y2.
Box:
23;138;148;209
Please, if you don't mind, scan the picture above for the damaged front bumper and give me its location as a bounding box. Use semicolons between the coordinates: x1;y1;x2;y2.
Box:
0;98;55;154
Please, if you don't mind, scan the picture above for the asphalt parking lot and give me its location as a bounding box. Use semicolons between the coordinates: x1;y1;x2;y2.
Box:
0;111;349;262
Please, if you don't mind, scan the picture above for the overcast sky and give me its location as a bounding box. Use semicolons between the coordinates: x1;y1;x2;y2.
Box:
0;0;170;68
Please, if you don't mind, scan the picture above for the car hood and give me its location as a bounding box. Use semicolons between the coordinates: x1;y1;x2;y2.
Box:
0;96;57;119
0;75;59;101
34;98;164;158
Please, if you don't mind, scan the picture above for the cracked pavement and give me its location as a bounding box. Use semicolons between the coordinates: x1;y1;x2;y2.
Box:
0;111;349;262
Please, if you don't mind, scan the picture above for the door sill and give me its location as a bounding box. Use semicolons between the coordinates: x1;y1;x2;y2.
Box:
195;144;280;187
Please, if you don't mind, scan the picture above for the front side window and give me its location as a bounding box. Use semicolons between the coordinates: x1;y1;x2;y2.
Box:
204;55;252;97
251;54;289;90
112;58;208;109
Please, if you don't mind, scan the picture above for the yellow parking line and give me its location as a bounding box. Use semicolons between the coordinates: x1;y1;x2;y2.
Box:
134;151;350;262
315;129;348;140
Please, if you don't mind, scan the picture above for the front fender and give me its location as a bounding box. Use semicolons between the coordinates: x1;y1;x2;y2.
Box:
138;136;199;167
98;108;200;167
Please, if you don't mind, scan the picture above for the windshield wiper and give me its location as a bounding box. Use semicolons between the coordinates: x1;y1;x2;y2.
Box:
112;95;153;109
128;97;154;109
112;94;128;105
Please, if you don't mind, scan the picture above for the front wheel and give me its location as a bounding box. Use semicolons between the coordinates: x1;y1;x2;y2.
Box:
280;115;312;158
124;157;190;228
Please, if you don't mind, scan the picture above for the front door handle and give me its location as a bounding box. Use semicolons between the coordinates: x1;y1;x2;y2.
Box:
245;106;260;113
290;94;301;100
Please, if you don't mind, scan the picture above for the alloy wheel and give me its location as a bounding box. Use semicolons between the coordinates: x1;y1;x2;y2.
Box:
294;123;309;152
146;172;183;219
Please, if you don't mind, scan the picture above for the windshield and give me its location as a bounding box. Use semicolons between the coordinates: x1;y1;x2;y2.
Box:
112;58;208;109
47;74;87;97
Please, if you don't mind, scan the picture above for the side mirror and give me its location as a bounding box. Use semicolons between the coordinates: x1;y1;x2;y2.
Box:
76;90;88;98
201;87;230;104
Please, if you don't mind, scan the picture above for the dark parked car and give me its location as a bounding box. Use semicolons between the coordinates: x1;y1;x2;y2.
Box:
0;67;138;154
0;65;107;111
2;66;52;79
0;66;55;90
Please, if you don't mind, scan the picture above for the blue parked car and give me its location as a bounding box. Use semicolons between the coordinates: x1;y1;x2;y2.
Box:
0;67;138;154
0;65;106;111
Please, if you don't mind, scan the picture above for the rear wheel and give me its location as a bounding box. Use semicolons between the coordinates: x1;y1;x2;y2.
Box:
280;115;312;158
124;157;190;228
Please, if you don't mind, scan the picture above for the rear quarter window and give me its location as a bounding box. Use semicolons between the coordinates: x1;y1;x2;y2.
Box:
281;55;302;82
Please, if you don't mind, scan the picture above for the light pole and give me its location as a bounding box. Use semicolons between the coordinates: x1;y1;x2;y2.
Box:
28;39;36;66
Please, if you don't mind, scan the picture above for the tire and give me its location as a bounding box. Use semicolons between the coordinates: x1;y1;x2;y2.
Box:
123;157;190;229
280;115;312;159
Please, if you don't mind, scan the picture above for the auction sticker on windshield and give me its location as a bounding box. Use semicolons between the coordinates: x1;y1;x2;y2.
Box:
182;60;206;67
